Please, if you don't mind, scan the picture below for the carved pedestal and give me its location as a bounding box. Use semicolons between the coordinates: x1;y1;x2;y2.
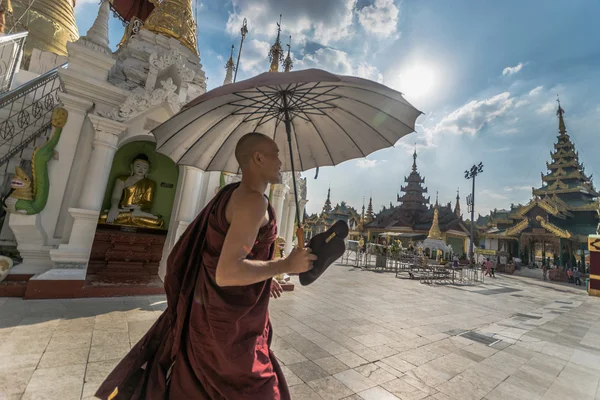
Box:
87;225;167;283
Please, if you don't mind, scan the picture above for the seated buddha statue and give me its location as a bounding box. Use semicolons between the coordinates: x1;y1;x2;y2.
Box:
98;154;164;229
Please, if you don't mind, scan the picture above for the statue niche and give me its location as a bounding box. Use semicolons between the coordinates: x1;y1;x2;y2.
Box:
99;154;164;229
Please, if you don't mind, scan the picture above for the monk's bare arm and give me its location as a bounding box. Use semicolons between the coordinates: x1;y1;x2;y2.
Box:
215;193;285;287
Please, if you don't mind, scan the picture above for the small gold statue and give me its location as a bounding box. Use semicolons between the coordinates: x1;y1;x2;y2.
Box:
99;154;164;228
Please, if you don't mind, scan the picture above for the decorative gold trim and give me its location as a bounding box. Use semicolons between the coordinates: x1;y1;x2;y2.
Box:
588;236;600;252
589;288;600;298
506;218;529;236
589;274;600;281
535;216;571;239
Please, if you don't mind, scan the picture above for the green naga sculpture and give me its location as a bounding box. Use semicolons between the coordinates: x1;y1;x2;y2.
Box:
3;107;68;215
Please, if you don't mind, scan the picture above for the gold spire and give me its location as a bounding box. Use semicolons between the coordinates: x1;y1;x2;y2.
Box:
557;95;566;135
268;14;284;72
283;35;293;72
454;188;461;217
143;0;198;55
223;44;235;85
428;201;443;240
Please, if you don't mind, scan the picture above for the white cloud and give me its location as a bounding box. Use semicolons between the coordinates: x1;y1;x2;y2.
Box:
238;39;272;74
431;92;514;135
226;0;357;46
537;102;555;114
295;47;382;82
356;0;400;38
356;159;386;168
479;189;508;200
515;99;529;107
503;186;531;192
529;85;543;96
502;62;524;76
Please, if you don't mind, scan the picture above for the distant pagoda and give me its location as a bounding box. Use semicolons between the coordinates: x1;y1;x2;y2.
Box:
396;150;430;215
479;99;598;267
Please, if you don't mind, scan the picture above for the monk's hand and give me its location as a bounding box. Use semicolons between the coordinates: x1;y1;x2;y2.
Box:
284;247;317;275
270;280;283;299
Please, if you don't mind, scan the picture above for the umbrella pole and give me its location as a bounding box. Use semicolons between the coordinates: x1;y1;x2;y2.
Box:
282;92;304;249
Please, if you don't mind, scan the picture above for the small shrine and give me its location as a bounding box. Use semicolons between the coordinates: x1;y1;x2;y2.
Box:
304;187;363;241
479;101;598;269
364;150;469;255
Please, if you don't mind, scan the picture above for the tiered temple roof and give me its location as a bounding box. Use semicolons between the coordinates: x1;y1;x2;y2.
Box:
480;101;598;243
365;151;467;236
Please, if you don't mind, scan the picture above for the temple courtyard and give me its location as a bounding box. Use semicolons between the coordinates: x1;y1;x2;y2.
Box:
0;265;599;400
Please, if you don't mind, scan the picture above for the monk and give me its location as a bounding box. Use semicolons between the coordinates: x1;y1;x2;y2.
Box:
95;132;316;400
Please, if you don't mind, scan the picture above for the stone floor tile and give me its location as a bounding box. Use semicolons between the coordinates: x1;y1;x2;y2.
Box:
314;356;351;375
88;343;131;363
38;346;90;368
281;365;303;386
335;351;369;368
288;383;323;400
308;376;355;400
341;395;362;400
0;352;42;370
26;364;86;393
353;333;391;347
380;354;417;373
354;363;397;385
358;386;401;400
353;345;398;363
437;367;505;400
334;369;378;393
22;384;83;400
287;360;330;383
0;366;35;397
84;360;120;384
275;348;308;365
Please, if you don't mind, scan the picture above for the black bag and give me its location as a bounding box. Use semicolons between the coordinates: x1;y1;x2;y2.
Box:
299;220;349;286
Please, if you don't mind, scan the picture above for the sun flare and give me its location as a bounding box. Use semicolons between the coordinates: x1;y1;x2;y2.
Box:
396;64;437;101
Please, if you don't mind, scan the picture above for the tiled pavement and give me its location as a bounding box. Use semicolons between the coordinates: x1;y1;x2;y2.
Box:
1;264;599;399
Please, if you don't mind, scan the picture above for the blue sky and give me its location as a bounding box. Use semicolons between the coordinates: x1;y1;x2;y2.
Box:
75;0;600;218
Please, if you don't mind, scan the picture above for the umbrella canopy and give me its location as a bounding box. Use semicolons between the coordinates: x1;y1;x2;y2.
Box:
152;68;422;174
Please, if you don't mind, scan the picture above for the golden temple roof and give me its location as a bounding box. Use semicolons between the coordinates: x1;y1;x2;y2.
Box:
268;14;284;72
143;0;198;55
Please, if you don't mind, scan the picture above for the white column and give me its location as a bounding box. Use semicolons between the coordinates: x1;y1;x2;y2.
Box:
159;165;204;280
284;200;297;255
41;92;93;241
78;115;125;210
280;197;290;241
271;183;288;234
49;114;126;269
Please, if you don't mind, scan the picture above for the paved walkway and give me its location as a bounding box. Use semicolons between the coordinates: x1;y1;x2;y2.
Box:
1;264;599;400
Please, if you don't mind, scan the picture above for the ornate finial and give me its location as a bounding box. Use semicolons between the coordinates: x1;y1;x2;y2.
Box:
455;187;461;217
223;44;235;85
412;147;417;171
435;191;439;206
283;35;293;72
268;14;284;72
556;95;567;135
143;0;199;56
78;0;111;54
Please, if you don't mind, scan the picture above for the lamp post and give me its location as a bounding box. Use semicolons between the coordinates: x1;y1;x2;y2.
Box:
233;18;248;83
465;162;484;266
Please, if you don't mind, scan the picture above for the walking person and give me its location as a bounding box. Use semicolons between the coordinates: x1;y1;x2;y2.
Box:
542;264;548;281
96;133;317;400
484;258;492;277
573;267;582;286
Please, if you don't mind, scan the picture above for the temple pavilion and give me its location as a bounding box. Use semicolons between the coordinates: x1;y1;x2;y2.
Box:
303;187;364;241
363;150;469;255
479;101;598;267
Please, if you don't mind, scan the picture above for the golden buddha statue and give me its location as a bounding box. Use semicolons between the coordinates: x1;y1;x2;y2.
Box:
272;236;289;284
99;154;164;229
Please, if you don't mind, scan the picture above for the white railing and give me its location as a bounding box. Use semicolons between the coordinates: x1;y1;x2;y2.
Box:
0;31;28;93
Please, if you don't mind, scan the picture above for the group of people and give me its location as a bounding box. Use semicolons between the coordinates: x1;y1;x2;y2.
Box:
567;267;583;286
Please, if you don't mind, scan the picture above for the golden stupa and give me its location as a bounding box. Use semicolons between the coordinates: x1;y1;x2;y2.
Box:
2;0;79;68
143;0;198;55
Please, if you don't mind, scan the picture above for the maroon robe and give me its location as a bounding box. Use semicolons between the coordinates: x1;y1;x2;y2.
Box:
95;182;290;400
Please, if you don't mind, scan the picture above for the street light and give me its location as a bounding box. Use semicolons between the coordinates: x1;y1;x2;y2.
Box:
465;162;484;266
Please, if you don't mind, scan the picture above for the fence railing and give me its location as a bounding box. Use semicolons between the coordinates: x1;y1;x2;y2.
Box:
0;62;66;170
0;31;28;94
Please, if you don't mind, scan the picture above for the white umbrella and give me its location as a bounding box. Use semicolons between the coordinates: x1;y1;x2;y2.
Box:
152;68;422;244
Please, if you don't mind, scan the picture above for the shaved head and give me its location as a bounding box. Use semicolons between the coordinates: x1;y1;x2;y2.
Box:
235;132;282;185
235;132;275;168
